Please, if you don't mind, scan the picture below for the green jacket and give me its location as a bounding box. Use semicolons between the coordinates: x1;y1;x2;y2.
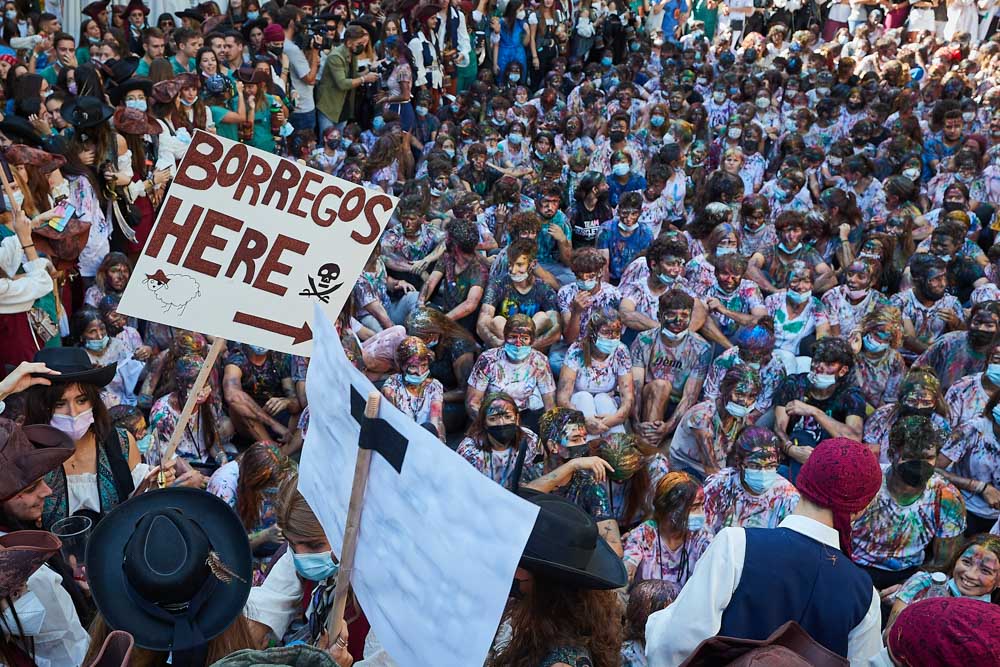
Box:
315;44;357;124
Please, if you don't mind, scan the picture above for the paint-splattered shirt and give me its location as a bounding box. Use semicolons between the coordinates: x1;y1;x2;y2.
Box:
774;374;867;445
607;454;671;528
468;347;556;411
894;571;963;605
739;224;777;260
890;289;965;362
564;341;632;394
703;467;800;533
381;374;444;426
456;429;542;491
552;470;613;522
765;291;830;355
940;417;1000;520
622;520;714;591
620;276;695;326
630;330;712;400
596;220;655;282
821;287;891;335
851;467;965;571
669;400;748;475
482;276;558;320
944;373;991;429
863;406;953;465
702;346;787;413
380;223;445;262
854;349;907;409
914;331;987;391
556;283;623;341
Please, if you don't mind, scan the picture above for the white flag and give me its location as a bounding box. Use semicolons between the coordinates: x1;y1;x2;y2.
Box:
299;305;539;667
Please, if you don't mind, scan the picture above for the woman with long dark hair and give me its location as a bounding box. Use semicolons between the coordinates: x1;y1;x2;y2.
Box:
457;392;542;492
490;493;626;667
149;354;225;469
207;441;292;580
23;348;175;529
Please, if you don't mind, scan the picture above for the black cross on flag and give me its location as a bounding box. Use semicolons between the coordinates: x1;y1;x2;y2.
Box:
350;386;409;473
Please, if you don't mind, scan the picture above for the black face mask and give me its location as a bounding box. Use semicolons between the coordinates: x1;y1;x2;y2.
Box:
899;404;934;418
969;329;997;349
268;45;283;57
942;201;964;213
741;139;757;153
487;424;518;446
894;459;935;488
609;130;626;144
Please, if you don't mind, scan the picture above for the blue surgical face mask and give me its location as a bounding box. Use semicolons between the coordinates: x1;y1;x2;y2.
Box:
992;403;1000;425
5;9;16;20
577;278;597;291
716;246;736;256
508;133;523;145
809;371;837;389
725;401;751;418
650;114;665;127
947;577;993;601
372;116;385;131
862;335;889;354
778;241;801;254
743;468;778;494
292;551;339;581
246;10;260;20
787;288;811;304
247;345;269;355
601;56;613;67
509;73;520;82
612;163;630;177
404;370;429;385
85;336;110;352
609;76;620;87
658;272;675;286
180;97;196;107
444;148;455;158
135;433;153;453
504;342;532;361
342;138;352;149
687;512;705;531
986;363;1000;385
125;99;147;112
415;105;429;116
594;336;620;355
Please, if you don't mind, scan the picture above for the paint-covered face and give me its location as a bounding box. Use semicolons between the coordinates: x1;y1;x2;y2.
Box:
595;320;623;340
717;267;742;293
729;379;757;408
655;256;685;283
845;263;872;291
403;356;430;377
504;326;533;347
661;307;692;334
969;312;1000;337
901;386;936;413
917;268;948;300
953;545;1000;597
779;225;804;248
741;444;779;471
716;233;739;253
485;399;518;427
859;239;883;259
106;263;130;291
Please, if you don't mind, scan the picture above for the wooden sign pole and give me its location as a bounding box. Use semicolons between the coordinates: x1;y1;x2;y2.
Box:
159;336;227;470
325;391;381;643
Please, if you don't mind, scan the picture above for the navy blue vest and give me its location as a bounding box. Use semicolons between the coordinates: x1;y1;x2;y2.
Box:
718;527;873;658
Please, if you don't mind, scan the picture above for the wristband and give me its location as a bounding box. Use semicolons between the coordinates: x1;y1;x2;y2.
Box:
978;481;989;494
21;243;34;250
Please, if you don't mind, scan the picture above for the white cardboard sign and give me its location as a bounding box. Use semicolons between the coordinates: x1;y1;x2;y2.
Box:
299;305;539;667
119;130;396;356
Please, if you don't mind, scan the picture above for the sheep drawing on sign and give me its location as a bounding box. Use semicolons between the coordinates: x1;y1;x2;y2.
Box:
143;269;201;316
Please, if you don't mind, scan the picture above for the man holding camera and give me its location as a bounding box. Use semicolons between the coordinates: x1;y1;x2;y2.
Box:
316;24;379;134
276;7;320;133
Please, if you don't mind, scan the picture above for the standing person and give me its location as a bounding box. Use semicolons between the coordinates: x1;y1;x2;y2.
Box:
409;11;444;106
645;438;884;665
314;25;379;135
0;205;54;369
491;492;626;667
492;0;528;85
277;7;319;133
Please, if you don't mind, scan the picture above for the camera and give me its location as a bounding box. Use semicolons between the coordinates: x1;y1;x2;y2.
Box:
295;16;335;51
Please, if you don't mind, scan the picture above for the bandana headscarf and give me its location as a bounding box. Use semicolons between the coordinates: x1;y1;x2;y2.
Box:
733;425;780;467
888;598;1000;665
732;323;775;353
174;354;205;395
795;438;881;558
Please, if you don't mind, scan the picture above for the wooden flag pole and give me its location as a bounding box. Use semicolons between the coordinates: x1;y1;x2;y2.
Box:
325;390;380;643
160;336;227;466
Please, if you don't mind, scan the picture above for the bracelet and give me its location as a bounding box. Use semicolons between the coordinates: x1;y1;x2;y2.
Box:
977;481;989;494
21;243;34;250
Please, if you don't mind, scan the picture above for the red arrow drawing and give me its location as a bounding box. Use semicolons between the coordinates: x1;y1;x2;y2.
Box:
233;312;313;344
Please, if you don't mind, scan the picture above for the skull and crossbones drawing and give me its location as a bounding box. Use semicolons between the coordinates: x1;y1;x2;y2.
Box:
300;263;342;303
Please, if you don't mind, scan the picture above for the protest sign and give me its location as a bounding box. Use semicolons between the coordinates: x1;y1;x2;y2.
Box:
119;130;397;356
299;305;539;667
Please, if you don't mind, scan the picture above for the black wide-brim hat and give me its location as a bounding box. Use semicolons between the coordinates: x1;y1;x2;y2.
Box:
60;96;115;130
518;491;627;590
86;488;252;651
33;347;117;388
109;77;153;107
0;115;42;148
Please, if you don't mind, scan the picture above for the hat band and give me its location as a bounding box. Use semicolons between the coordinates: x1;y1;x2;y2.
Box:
526;529;596;570
121;566;217;651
